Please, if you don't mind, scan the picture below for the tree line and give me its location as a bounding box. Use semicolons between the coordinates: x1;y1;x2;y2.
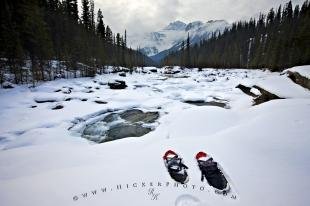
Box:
163;0;310;71
0;0;150;85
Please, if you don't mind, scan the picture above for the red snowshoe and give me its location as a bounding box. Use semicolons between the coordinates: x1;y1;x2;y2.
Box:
163;150;189;184
196;151;230;195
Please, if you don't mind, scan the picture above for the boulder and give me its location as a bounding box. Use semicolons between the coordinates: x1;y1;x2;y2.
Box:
35;98;57;103
253;86;282;105
52;104;64;110
287;71;310;90
236;84;258;97
119;72;126;77
94;100;108;104
119;109;159;123
80;109;159;143
103;113;119;123
108;80;127;89
2;82;14;89
104;123;152;142
184;100;228;108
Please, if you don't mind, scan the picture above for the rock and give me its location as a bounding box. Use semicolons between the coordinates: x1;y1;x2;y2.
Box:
2;82;14;89
98;82;107;86
104;123;152;142
108;80;127;89
287;71;310;90
165;70;181;75
54;89;61;93
150;69;158;73
94;100;108;104
103;113;119;123
119;72;126;77
173;75;190;79
184;100;228;108
84;90;94;93
119;109;159;123
81;98;88;102
35;98;57;103
236;84;258;97
63;90;71;94
83;122;108;140
253;86;282;105
80;108;159;143
52;104;64;110
30;105;37;108
134;84;150;89
205;77;216;82
236;84;282;105
164;66;181;75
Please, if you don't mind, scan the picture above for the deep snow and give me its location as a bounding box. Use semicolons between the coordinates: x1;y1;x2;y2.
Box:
0;67;310;206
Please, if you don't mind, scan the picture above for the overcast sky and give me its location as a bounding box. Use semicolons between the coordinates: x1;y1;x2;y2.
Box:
91;0;305;35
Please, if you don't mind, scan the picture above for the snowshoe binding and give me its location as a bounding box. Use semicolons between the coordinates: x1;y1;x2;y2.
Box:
196;151;230;194
163;150;189;184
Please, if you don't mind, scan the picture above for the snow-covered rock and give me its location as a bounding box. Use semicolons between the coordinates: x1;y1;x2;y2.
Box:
2;82;14;89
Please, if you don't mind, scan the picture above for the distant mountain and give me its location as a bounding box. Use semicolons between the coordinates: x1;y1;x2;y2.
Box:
128;20;230;62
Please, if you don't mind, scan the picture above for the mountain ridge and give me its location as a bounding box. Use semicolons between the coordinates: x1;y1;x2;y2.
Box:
128;20;230;63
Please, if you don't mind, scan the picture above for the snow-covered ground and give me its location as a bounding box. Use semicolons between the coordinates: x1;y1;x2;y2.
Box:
0;67;310;206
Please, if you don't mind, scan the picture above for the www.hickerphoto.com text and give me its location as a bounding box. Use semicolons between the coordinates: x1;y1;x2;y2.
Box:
72;181;237;202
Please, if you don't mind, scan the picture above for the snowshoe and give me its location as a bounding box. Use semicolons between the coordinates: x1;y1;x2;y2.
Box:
163;150;189;184
196;151;230;194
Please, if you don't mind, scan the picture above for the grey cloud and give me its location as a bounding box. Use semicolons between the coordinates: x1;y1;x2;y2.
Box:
93;0;305;35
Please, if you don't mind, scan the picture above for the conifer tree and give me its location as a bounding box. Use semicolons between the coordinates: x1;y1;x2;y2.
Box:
65;0;78;22
186;32;190;67
81;0;91;30
90;0;95;31
96;9;105;39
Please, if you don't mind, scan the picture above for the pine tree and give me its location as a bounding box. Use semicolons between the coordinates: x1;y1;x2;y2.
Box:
81;0;91;30
186;32;190;67
181;40;185;67
116;33;121;46
96;9;105;39
124;30;127;47
65;0;78;22
105;26;113;44
90;0;95;31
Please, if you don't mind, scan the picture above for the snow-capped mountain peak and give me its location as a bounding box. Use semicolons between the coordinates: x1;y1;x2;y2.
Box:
164;20;187;31
128;20;230;60
185;21;204;31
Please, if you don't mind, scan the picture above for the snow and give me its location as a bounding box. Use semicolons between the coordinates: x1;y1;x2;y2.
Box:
0;67;310;206
286;65;310;79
